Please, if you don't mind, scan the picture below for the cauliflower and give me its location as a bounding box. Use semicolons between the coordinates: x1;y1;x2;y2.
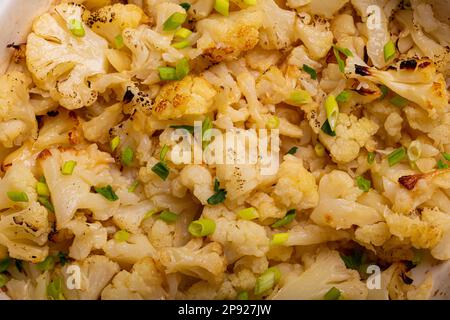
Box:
62;255;119;300
255;67;294;105
101;257;167;299
38;145;120;229
305;0;349;18
159;238;226;283
272;155;319;210
405;106;450;147
272;248;368;299
347;57;448;119
179;165;215;205
152;76;217;120
296;16;334;59
311;170;383;229
285;223;351;246
26;3;108;110
320;113;379;163
122;25;184;83
113;200;156;234
0;202;50;263
0;72;37;148
5;271;50;300
0;164;38;211
103;234;156;265
65;217;107;260
203;206;269;262
81;103;124;143
355;222;391;247
85;3;147;45
247;192;284;221
196;9;263;62
254;0;297;50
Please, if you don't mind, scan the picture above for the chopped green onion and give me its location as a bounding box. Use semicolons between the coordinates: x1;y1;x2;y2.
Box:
110;136;120;152
47;278;65;300
243;0;257;5
160;145;169;161
321;119;336;137
163;12;187;31
303;64;317;80
172;40;190;49
442;152;450;161
36;255;55;272
57;252;69;266
286;146;298;155
271;233;289;245
7;191;28;202
412;249;424;266
437;159;448;169
207;179;227;205
237;291;249;300
174;27;192;39
188;219;216;237
143;210;157;220
333;45;353;73
61;160;77;175
159;210;178;223
335;90;350;103
367;152;376;165
202;117;213;149
152;162;170;181
340;251;363;270
214;0;229;16
325;95;339;131
180;2;191;11
254;267;281;295
314;143;325;157
390;95;408;107
170;125;194;134
159;67;177;81
266;116;280;129
324;287;341;300
114;230;130;242
0;258;10;273
38;196;55;212
121;147;134;166
36;182;50;197
94;185;119;201
407;141;422;162
388;147;406;167
356;176;371;192
383;40;396;62
237;207;259;220
0;274;8;288
128;180;139;193
68;19;85;37
114;35;124;49
176;58;190;80
271;209;296;228
379;85;389;99
15;260;23;272
39;176;46;183
288;89;312;105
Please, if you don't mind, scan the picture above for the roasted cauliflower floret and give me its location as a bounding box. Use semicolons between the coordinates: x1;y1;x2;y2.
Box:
85;3;147;45
0;72;37;148
311;170;382;229
273;248;368;300
272;155;319;210
62;255;120;300
101;257;167;300
103;234;156;265
296;16;334;59
203;206;269;262
196;9;263;62
179;165;215;205
26;3;108;110
348;57;448;119
320;113;379;163
160;238;226;284
152;76;217;120
38;145;121;229
65;217;107;260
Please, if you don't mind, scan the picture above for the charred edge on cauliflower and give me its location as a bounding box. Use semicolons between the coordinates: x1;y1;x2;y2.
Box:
398;168;450;190
355;65;371;76
37;149;53;161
